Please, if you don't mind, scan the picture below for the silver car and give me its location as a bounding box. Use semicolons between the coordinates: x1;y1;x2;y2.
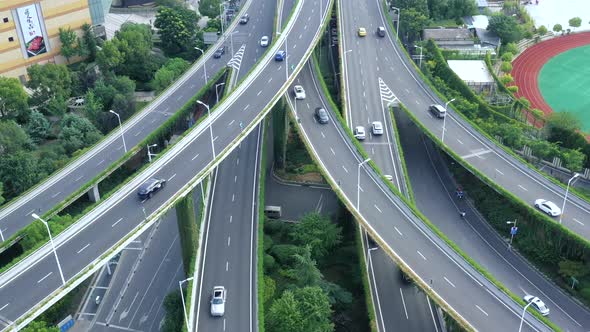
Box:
371;121;383;135
354;126;366;140
534;199;561;217
523;295;549;316
210;286;226;317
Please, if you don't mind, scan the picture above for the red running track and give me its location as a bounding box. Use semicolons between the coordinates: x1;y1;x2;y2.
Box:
511;32;590;119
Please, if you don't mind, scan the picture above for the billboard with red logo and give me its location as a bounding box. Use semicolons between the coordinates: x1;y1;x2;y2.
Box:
16;4;47;58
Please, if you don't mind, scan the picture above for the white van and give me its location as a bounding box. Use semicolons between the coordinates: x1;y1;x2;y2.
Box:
264;206;282;219
429;104;446;118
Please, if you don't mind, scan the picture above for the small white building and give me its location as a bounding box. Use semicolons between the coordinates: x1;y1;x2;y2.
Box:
447;60;495;94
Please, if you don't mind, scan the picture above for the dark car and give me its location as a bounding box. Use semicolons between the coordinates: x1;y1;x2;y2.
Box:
315;107;329;124
377;26;386;37
213;46;226;58
239;14;250;24
275;50;286;61
137;178;166;200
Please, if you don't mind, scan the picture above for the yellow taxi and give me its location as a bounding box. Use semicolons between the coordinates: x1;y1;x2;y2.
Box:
357;27;367;37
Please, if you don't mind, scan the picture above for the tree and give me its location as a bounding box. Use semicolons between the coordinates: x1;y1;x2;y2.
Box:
552;24;563;34
21;320;59;332
500;52;513;62
546;111;581;133
537;25;548;36
267;290;303;332
568;17;582;31
79;23;97;61
58;27;78;63
84;90;103;125
26;110;50;143
399;8;430;42
0;120;32;155
162;290;183;332
264;276;276;303
499;74;514;85
558;260;589;280
446;0;476;20
286;246;324;287
26;63;72;106
199;0;222;18
500;61;512;73
0;183;5;206
112;23;161;83
266;287;333;332
290;213;342;259
0;76;29;122
96;40;123;72
0;151;40;198
487;13;522;44
503;42;518;55
58;113;102;154
151;58;190;92
155;6;200;56
561;148;585;171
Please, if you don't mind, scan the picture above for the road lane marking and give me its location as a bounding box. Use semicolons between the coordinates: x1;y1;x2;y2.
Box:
374;204;382;213
359;186;364;192
0;303;9;311
226;261;229;271
229;215;233;223
330;148;335;155
97;159;105;166
456;139;464;145
244;104;250;111
25;209;35;217
461;149;492;159
75;175;84;182
213;136;218;142
476;305;488;316
306;103;310;109
257;90;262;96
176;94;183;101
112;218;123;227
417;250;427;260
399;288;409;319
77;243;90;254
573;218;584;226
237;158;240;165
134;131;140;137
223;318;226;331
444;276;456;288
394;226;403;236
518;185;528;192
234;175;237;183
232;194;235;202
117;145;124;151
168;174;176;181
342;166;348;173
37;272;52;284
268;77;273;83
192;153;200;161
228;120;235;126
321;131;325;138
227;236;231;247
495;169;504;176
51;192;61;198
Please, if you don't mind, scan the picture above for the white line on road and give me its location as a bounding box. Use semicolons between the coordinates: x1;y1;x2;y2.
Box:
77;243;90;254
51;192;61;198
75;175;84;182
97;159;105;166
573;218;585;226
518;184;528;192
330;148;335;155
213;136;218;142
268;77;273;83
244;104;250;111
237;158;240;165
476;305;489;316
0;303;9;311
342;165;349;173
229;215;233;223
226;261;229;271
394;226;403;236
192;153;200;161
321;131;325;138
399;288;409;319
223;318;226;331
228;120;235;126
176;94;183;101
417;250;427;260
374;204;382;213
232;194;235;202
461;149;492;159
168;174;176;181
456;139;464;145
444;276;456;288
25;209;35;217
234;175;237;183
495;169;504;175
134;131;140;137
257;90;262;96
112;218;123;227
37;272;52;284
227;236;231;247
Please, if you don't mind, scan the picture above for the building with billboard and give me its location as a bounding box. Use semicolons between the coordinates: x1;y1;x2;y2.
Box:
0;0;110;81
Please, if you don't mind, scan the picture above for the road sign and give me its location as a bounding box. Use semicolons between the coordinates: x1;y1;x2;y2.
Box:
510;226;518;235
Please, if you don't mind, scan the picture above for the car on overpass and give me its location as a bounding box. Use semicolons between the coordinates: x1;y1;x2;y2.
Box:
377;26;386;37
137;178;166;200
239;14;250;24
210;286;226;316
524;295;550;316
260;35;269;47
315;107;329;124
213;46;226;58
371;121;383;135
275;50;286;61
293;85;306;99
534;199;562;217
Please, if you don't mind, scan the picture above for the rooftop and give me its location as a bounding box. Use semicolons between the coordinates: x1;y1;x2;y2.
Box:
447;60;494;84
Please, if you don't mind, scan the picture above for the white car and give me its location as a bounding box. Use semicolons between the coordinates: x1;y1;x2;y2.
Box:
534;199;561;217
210;286;226;317
293;85;306;99
371;121;383;135
354;126;366;140
523;295;550;316
260;35;269;47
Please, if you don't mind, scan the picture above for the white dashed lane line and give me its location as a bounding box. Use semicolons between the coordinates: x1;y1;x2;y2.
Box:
476;305;489;316
77;243;90;254
37;272;52;284
112;218;123;227
394;226;403;236
495;169;504;176
417;251;427;260
444;276;456;288
168;174;176;181
573;218;584;226
518;185;528;192
192;153;200;161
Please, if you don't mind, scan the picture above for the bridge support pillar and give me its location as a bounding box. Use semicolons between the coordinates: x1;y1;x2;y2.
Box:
88;184;101;203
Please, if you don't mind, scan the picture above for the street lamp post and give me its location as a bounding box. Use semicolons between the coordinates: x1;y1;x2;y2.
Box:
194;47;208;84
197;100;216;159
414;45;423;69
518;301;534;332
506;219;517;248
560;173;580;224
147;144;158;163
32;213;66;286
390;6;400;39
109;110;127;153
441;98;456;143
219;3;225;36
357;158;371;211
179;277;194;332
215;83;226;104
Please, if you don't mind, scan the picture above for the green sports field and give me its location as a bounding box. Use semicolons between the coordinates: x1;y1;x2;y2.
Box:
538;45;590;131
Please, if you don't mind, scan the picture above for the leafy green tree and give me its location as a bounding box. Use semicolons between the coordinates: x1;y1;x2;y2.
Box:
267;290;303;332
112;23;162;82
21;320;59;332
79;23;97;61
205;17;222;32
26;63;72;106
151;58;190;92
264;276;276;303
561;148;585;171
500;52;513;62
58;113;102;154
0;120;32;154
26;110;50;143
400;8;430;42
499;74;513;85
427;0;448;20
199;0;222;18
286;246;324;286
558;260;589;280
84;90;103;125
397;0;429;13
58;27;78;63
267;287;333;332
568;17;582;31
44;95;68;117
500;61;512;73
155;6;199;56
0;183;5;206
552;23;563;34
446;0;476;20
546;111;581;133
0;151;40;197
161;290;184;332
290;213;342;259
0;76;29;121
537;25;548;36
96;40;123;72
487;13;522;44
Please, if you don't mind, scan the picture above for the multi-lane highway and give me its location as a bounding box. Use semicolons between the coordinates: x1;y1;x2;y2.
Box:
288;61;549;331
0;0;330;329
0;0;256;241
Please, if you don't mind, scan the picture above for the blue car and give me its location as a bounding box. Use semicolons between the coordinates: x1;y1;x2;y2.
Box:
275;50;286;61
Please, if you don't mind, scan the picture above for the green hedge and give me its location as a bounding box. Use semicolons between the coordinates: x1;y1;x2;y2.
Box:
354;225;378;332
258;118;268;332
